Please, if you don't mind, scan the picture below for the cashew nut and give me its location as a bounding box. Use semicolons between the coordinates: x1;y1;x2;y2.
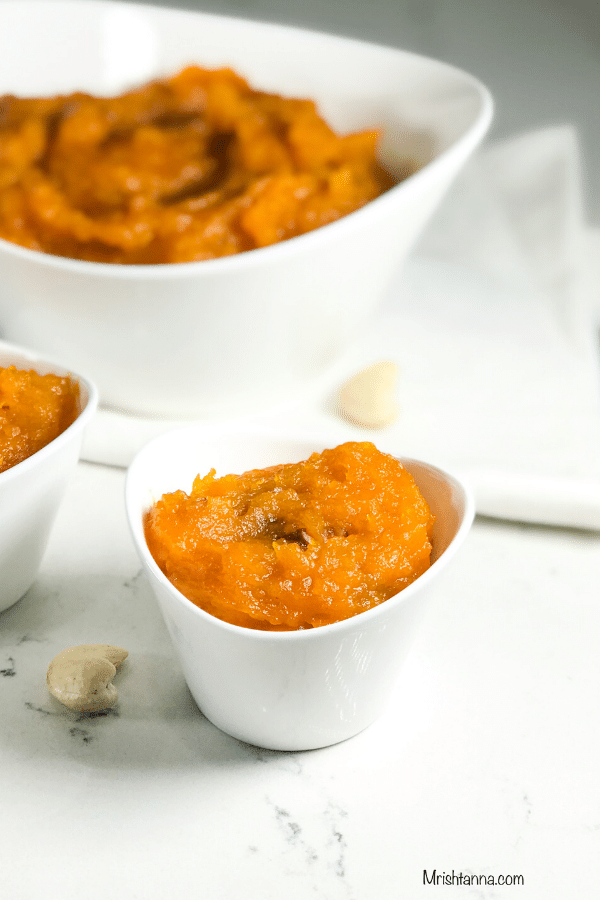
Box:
338;360;399;428
46;644;128;712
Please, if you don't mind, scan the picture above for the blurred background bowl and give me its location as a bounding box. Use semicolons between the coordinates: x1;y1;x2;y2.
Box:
0;0;492;419
125;427;475;750
0;340;98;613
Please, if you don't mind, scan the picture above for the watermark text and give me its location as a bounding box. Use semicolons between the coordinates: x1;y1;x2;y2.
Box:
424;869;524;887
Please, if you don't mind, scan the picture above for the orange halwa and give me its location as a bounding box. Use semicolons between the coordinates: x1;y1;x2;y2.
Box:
0;67;400;264
0;366;80;472
144;442;434;631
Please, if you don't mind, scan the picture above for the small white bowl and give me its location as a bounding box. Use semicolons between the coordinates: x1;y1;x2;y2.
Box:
125;427;474;750
0;340;98;613
0;0;492;419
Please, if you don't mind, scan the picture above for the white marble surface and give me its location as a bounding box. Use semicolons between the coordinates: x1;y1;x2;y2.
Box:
0;458;598;899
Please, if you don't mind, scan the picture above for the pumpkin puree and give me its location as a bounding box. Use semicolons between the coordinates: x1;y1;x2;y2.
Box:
144;441;434;631
0;67;400;263
0;366;79;473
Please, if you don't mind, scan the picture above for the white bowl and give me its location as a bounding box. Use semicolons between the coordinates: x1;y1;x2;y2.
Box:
125;428;475;750
0;340;98;613
0;0;492;419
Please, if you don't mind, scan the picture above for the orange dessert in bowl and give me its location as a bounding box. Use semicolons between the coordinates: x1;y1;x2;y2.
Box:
0;2;492;419
0;365;80;473
127;428;474;750
0;341;98;613
144;441;434;631
0;67;397;264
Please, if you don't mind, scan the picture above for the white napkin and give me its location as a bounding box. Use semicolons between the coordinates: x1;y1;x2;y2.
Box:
82;126;600;530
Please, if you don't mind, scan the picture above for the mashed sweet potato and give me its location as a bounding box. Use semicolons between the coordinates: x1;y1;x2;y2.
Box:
144;441;434;631
0;67;401;263
0;366;79;472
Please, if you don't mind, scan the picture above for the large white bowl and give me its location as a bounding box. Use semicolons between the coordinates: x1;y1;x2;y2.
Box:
0;340;98;613
125;428;474;750
0;0;492;419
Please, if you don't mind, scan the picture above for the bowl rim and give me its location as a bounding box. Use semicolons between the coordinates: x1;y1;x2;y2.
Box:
125;426;475;642
0;338;99;483
0;0;493;278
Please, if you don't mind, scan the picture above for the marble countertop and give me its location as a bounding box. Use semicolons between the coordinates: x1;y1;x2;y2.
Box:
1;458;599;899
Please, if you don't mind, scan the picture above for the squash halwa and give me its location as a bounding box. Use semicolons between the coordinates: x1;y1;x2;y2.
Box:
144;441;434;631
0;366;79;472
0;67;399;263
